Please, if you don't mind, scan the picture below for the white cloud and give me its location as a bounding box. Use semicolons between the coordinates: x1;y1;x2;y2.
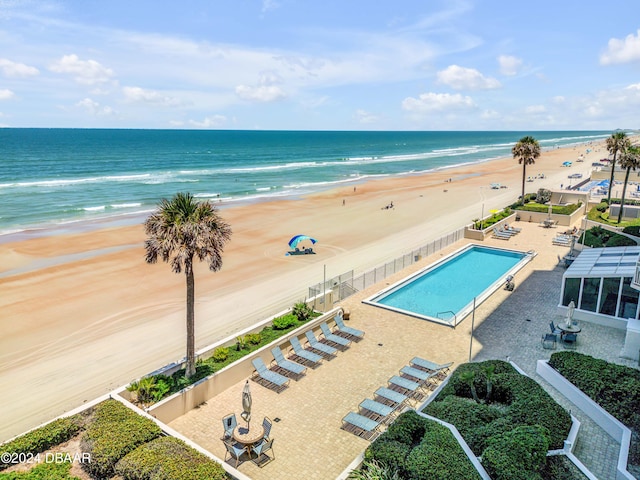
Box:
601;30;640;65
525;105;546;114
354;109;378;124
235;84;286;102
0;58;39;77
188;115;227;128
626;83;640;91
75;97;115;116
497;55;522;76
261;0;280;13
402;92;476;113
122;86;181;106
436;65;500;90
50;54;114;85
0;89;15;100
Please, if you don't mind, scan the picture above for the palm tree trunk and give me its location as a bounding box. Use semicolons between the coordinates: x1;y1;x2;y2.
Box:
617;168;631;224
607;152;617;204
185;261;196;378
521;163;527;205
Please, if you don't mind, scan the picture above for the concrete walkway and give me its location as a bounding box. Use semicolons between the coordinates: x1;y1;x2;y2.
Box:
167;220;639;480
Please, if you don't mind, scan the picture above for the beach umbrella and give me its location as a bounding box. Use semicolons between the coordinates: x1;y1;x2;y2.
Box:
565;301;575;328
288;234;317;249
241;380;252;429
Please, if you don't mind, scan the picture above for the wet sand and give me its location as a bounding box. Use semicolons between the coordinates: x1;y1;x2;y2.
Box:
0;140;605;441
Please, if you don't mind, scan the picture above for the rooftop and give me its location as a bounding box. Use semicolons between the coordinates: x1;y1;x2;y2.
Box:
565;245;640;277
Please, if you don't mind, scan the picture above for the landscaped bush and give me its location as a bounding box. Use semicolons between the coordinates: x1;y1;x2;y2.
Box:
596;201;609;213
537;188;552;204
482;425;550;480
514;202;582;216
272;313;299;330
0;416;84;471
80;399;162;479
548;351;640;466
115;436;227;480
212;347;229;362
365;410;481;480
423;360;571;477
582;226;636;248
0;460;76;479
622;225;640;238
472;208;513;230
292;301;314;322
244;332;261;345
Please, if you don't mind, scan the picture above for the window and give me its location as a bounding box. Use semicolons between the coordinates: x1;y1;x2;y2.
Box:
598;277;620;316
562;278;580;307
620;277;639;319
580;277;600;312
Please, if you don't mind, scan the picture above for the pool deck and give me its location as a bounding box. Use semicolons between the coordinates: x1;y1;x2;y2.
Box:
167;220;639;480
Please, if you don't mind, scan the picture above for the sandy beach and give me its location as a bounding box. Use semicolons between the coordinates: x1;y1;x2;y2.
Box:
0;139;605;442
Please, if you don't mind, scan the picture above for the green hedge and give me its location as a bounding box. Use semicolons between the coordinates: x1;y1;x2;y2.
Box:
482;425;549;480
0;461;77;479
0;416;84;471
548;351;640;465
514;202;581;216
115;436;228;480
472;209;513;230
423;360;571;479
365;410;481;480
80;400;162;479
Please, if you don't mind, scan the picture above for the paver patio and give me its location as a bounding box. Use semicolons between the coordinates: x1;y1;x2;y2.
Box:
167;220;639;480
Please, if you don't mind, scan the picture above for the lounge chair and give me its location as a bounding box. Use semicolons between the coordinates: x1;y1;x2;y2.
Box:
374;387;408;408
251;438;275;467
541;333;557;350
288;336;323;368
341;412;381;440
304;330;338;358
388;375;424;401
503;223;522;233
400;366;438;389
319;322;351;350
251;358;290;392
498;226;518;236
410;357;453;379
359;398;396;423
492;228;511;240
221;413;237;442
270;346;307;379
553;235;571;246
333;315;364;341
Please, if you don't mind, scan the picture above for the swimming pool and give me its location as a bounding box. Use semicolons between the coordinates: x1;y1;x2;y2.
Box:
363;245;534;326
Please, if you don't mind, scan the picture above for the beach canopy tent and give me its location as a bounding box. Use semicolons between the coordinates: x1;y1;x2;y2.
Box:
288;235;317;249
562;161;572;167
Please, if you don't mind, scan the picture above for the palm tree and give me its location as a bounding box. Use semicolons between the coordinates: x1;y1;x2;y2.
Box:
144;192;232;378
512;136;541;205
606;131;631;204
616;145;640;224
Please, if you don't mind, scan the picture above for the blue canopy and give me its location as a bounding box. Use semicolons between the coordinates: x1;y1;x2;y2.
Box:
288;235;317;249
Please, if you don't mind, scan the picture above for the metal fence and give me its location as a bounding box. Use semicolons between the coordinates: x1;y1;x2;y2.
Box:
309;227;465;304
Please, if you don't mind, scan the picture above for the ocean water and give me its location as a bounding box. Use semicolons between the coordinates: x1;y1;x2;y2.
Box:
0;129;608;238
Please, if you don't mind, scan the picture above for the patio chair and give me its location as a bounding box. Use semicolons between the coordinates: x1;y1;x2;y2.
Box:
388;375;424;401
270;346;307;379
492;228;511;240
251;438;275;467
288;336;323;368
541;333;557;350
224;440;247;468
498;226;518;236
221;413;237;441
562;333;578;349
374;387;408;408
319;322;351;350
262;416;273;441
304;330;338;359
410;357;453;379
251;358;290;392
400;365;438;390
333;315;364;341
341;412;381;441
549;321;562;339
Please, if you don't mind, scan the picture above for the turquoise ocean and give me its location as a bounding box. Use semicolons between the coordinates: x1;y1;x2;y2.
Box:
0;129;609;239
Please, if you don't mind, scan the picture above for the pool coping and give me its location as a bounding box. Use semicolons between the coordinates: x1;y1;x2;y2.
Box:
362;243;536;327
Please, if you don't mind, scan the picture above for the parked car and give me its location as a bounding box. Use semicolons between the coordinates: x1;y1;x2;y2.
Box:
568;173;583;179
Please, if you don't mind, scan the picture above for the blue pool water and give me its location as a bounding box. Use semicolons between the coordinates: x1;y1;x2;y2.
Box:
364;245;531;325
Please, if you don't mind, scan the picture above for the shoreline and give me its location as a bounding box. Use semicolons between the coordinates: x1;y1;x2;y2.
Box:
0;138;606;441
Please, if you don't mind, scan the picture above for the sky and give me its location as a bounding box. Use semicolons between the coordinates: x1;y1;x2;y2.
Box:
0;0;639;130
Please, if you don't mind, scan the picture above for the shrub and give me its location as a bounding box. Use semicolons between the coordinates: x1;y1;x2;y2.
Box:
481;425;549;480
115;436;227;480
212;347;229;362
348;458;400;480
596;202;609;213
272;314;298;330
623;225;640;237
0;416;84;470
536;188;552;204
292;301;314;322
244;333;261;345
0;460;75;479
80;399;162;479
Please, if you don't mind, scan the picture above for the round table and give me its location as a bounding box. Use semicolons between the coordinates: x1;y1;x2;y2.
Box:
558;323;581;334
233;425;265;451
